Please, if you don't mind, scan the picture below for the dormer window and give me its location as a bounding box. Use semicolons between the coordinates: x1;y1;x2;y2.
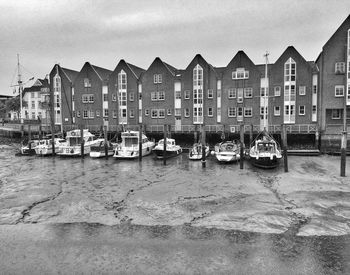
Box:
232;68;249;79
193;64;203;86
154;74;162;84
335;62;345;74
84;78;91;88
118;70;127;90
284;58;296;82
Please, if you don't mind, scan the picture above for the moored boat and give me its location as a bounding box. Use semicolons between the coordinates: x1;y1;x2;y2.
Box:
189;143;210;160
113;131;155;159
20;139;40;155
213;141;240;163
90;140;115;158
35;137;66;156
152;138;182;159
57;129;103;156
249;131;282;169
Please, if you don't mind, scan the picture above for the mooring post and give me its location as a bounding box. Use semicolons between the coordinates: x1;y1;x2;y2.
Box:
39;124;42;140
28;124;32;151
139;124;143;161
104;125;108;159
163;124;167;165
201;124;206;168
240;124;244;169
21;124;24;139
80;125;84;158
340;130;347;177
282;124;288;172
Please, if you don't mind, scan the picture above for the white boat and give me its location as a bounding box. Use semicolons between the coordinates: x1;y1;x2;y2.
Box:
189;143;210;160
213;141;240;163
57;129;103;156
20;139;40;155
113;131;155;159
249;131;282;169
35;138;66;156
152;138;182;159
90;140;115;158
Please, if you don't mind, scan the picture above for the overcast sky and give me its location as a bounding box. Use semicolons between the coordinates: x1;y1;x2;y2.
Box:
1;0;349;95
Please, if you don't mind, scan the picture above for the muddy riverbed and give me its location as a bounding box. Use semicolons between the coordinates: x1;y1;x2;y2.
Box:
0;140;350;274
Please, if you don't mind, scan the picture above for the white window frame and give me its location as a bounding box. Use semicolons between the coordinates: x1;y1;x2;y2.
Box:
299;105;305;116
274;106;280;116
145;109;149;116
167;108;172;116
151;109;158;118
175;91;181;99
129;109;134;118
175;108;181;116
103;109;109;117
237;107;243;121
228;88;236;99
335;62;346;74
208;107;213;117
208;89;213;99
184;108;190;117
274;86;281;96
129;92;134;101
237;88;243;103
335;85;345;97
244;88;253;98
154;74;162;84
83;110;88;119
228;107;236;117
331;109;341;119
184;90;190;99
244;107;252;117
158;109;165;118
232;68;249;79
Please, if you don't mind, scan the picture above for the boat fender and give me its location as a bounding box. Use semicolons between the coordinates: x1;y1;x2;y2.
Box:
270;155;273;160
256;156;259;160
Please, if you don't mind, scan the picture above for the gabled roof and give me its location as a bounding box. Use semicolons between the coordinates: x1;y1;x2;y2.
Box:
126;62;145;79
61;67;79;83
90;64;112;81
225;50;257;70
185;54;218;76
23;77;49;95
146;57;177;76
307;61;319;73
322;14;350;50
273;46;311;68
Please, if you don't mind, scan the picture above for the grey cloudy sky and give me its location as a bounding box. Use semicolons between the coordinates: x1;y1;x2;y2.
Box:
1;0;349;95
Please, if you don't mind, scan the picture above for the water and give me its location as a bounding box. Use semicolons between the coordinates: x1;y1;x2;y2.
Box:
1;141;350;274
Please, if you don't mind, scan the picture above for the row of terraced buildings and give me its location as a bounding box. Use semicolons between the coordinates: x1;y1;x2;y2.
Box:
22;15;350;149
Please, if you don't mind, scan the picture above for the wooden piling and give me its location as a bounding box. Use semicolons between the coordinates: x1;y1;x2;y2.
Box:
201;125;206;168
28;125;32;151
104;125;108;159
240;124;244;169
340;131;347;177
249;124;253;145
282;124;288;172
139;124;143;161
80;125;84;158
163;124;167;165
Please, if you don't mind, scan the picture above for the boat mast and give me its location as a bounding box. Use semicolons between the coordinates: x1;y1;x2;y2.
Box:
17;54;23;123
263;51;269;131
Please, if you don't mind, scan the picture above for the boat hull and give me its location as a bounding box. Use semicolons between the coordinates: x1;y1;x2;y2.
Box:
152;148;182;159
215;153;240;163
90;150;114;158
249;156;281;169
189;147;210;160
114;144;154;159
35;147;53;156
57;146;91;156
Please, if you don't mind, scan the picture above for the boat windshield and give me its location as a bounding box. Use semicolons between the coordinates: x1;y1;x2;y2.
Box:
257;142;276;153
68;137;82;146
125;137;138;147
221;143;236;151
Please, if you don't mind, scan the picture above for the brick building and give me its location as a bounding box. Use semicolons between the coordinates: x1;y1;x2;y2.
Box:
108;60;145;130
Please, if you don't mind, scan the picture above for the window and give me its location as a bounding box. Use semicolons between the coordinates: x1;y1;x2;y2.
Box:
208;107;213;117
167;109;172;116
184;108;190;117
237;88;243;103
129;92;134;101
312;105;317;114
244;88;253;98
31;92;35;98
175;108;181;116
118;70;127;89
77;111;81;117
228;88;236;99
313;85;317;94
274;106;280;116
38;112;42;118
112;93;117;101
84;78;91;88
158;109;165;118
237;107;243;121
299;86;306;95
158;91;165;100
244;107;252;117
96;110;100;117
121;109;127;118
274;86;281;96
335;85;344;97
260;87;267;97
130;109;134;118
83;110;88;119
82;94;93;103
89;110;94;118
153;74;162;84
228;107;236;117
151;109;158;118
193;64;203;86
31;112;35;119
175;91;181;99
285;58;296;82
103;94;108;101
151;92;157;101
232;68;249;79
184;90;190;99
332;109;341;119
103;109;108;117
208;89;213;98
113;110;117;118
335;62;346;74
145;109;149;116
299;105;305;115
31;101;35;108
89;95;94;103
